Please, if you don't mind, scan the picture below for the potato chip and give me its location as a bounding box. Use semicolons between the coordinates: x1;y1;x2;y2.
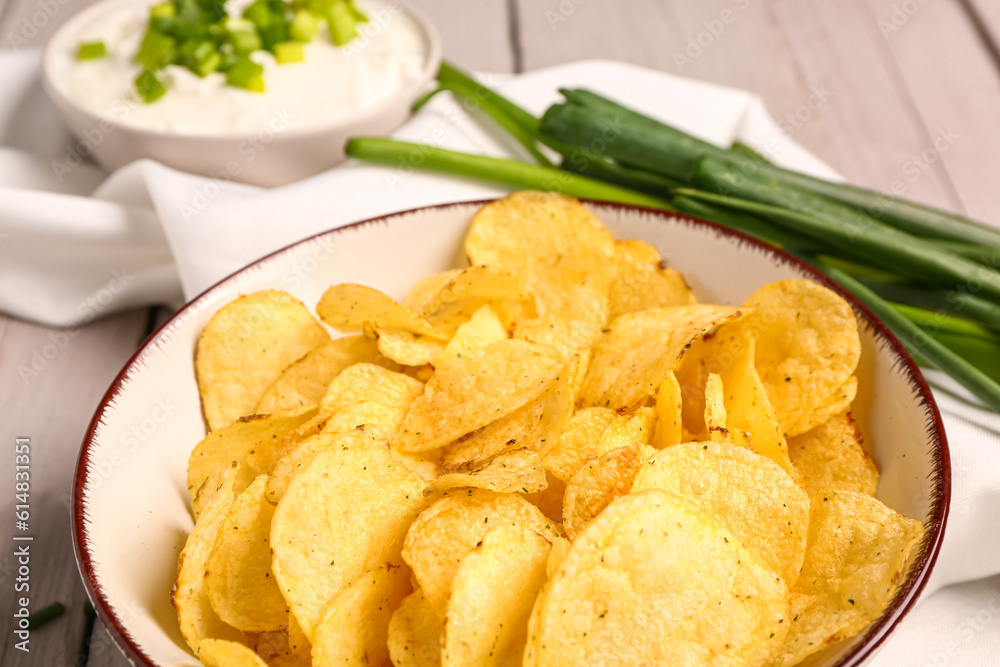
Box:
402;489;563;612
312;561;412;667
465;192;616;355
316;283;443;338
441;355;580;472
789;412;879;497
377;329;448;367
318;363;424;418
807;374;859;434
608;239;696;318
388;590;443;667
632;441;809;586
196;638;268;667
442;524;551;667
743;279;861;436
524;490;789;666
404;269;463;313
270;426;426;639
580;305;741;411
173;463;247;651
187;408;317;517
773;491;924;666
541;407;617;483
426;449;547;496
677;323;794;473
253;618;310;667
433;305;508;370
562;444;648;540
424;265;537;336
256;336;396;413
205;475;286;633
521;471;567;524
196;290;330;431
266;432;340;505
704;373;730;443
651;372;683;448
396;339;565;452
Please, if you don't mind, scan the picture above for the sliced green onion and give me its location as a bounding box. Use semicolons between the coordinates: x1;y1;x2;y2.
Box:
325;0;360;46
135;68;167;103
227;19;263;54
135;30;177;70
28;602;66;631
225;57;265;92
273;41;305;63
290;8;321;42
77;41;107;60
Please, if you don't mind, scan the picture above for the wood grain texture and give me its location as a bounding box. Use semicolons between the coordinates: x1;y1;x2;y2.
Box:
0;310;148;667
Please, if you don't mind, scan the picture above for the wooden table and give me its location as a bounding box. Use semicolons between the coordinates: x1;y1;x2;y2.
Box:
2;0;1000;664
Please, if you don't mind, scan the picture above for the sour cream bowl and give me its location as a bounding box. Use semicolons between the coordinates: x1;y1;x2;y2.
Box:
43;0;441;186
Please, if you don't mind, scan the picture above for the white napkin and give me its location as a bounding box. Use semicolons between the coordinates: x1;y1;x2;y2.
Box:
3;52;999;663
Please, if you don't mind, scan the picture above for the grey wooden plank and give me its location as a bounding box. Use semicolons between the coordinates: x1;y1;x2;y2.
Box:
866;0;1000;225
0;309;148;667
515;0;963;212
409;0;514;73
88;619;136;667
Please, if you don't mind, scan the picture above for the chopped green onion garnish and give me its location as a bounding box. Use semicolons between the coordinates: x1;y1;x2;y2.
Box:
324;0;359;46
28;602;66;631
273;41;304;63
225;57;265;92
77;41;107;60
136;30;177;70
150;2;175;19
135;68;168;103
289;8;320;42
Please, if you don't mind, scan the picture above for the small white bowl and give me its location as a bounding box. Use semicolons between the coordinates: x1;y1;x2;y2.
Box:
42;0;441;187
74;201;949;666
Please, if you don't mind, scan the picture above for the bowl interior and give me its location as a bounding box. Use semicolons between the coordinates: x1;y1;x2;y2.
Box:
75;201;947;666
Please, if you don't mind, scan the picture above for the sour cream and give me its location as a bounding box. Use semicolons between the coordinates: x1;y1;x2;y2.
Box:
49;0;428;135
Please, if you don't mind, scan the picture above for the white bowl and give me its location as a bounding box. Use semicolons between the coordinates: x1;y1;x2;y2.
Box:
74;201;949;666
42;0;441;187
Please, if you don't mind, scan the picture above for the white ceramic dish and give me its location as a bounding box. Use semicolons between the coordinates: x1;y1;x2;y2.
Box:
74;200;949;666
41;0;441;187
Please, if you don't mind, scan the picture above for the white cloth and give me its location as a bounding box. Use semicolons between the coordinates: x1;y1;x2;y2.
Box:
3;52;999;663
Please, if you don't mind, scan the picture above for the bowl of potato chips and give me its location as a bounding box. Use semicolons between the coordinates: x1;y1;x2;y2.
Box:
74;191;948;667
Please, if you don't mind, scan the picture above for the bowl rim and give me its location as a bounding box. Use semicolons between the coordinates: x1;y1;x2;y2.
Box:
73;198;951;667
41;0;443;141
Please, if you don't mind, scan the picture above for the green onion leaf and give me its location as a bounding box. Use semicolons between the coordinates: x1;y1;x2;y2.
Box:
273;41;304;63
76;41;107;60
135;68;168;103
225;56;265;92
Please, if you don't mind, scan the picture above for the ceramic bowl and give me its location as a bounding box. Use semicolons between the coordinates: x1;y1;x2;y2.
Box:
74;200;949;666
42;0;441;187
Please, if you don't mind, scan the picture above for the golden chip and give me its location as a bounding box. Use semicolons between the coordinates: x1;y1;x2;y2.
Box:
773;491;924;666
541;407;617;483
377;329;448;367
402;489;563;612
316;283;443;338
196;638;268;667
426;449;547;496
256;336;395;413
789;412;879;497
442;524;551;667
312;561;412;667
651;371;683;448
388;590;443;667
404;269;464;313
704;373;730;443
580;305;741;411
173;463;248;651
743;279;861;436
521;471;568;525
196;290;330;431
424;265;537;336
632;441;809;586
524;489;789;666
608;239;696;318
318;362;424;418
433;305;508;370
252;615;311;667
187;408;316;518
441;355;580;472
562;444;648;540
205;475;286;633
396;339;565;453
270;426;426;639
466;191;615;355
